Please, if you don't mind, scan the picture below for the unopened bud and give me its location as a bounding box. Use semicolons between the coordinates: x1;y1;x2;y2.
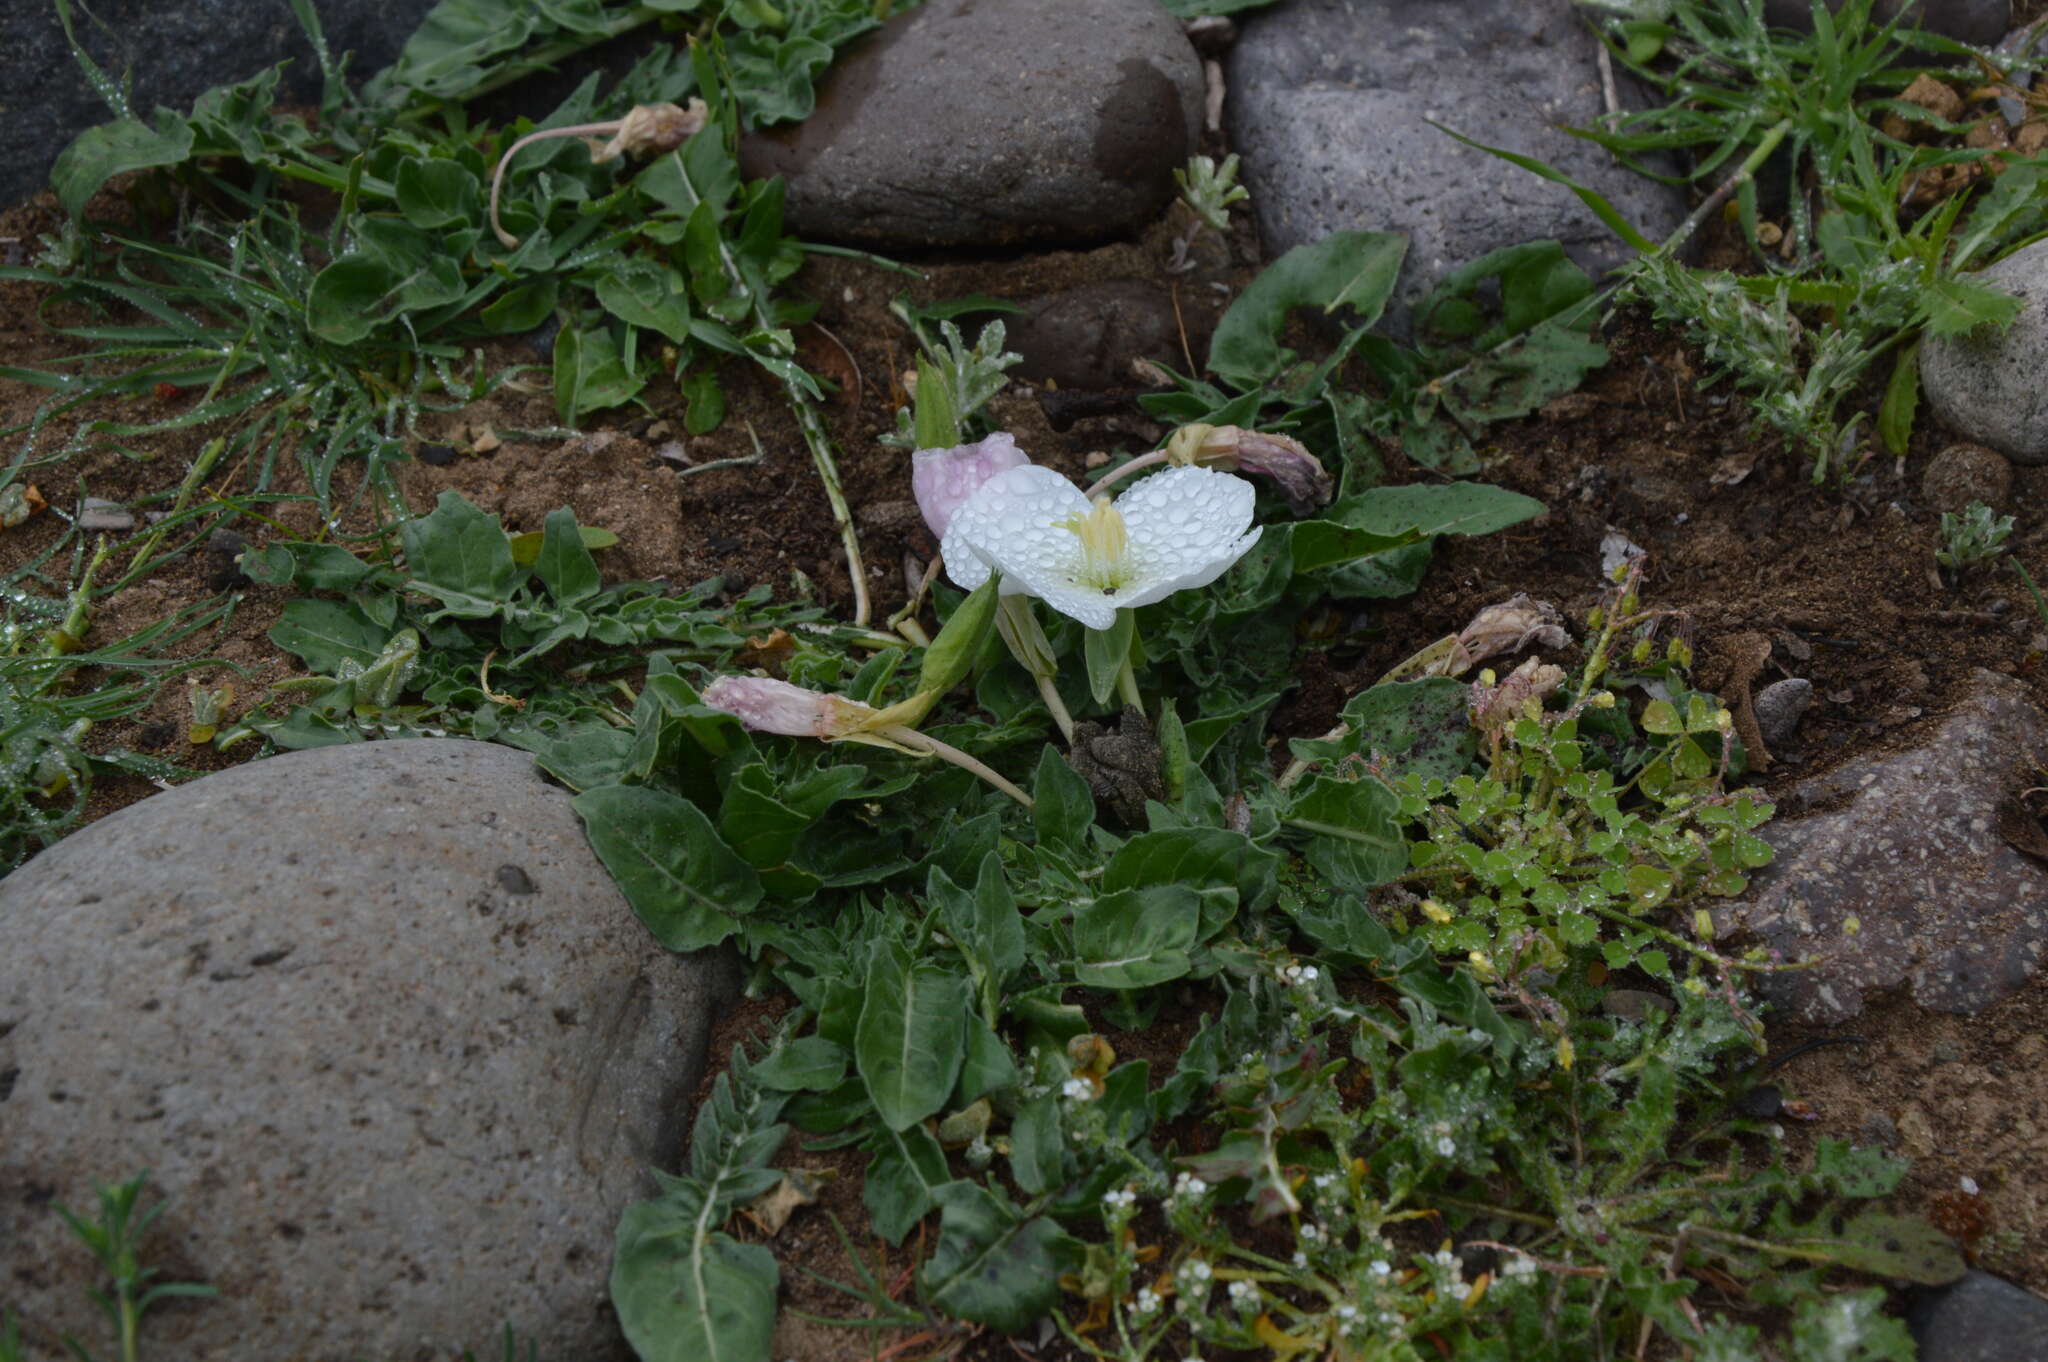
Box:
590;99;708;163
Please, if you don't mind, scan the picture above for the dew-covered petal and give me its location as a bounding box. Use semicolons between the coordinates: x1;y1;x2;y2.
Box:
912;432;1030;537
1114;466;1261;599
941;463;1093;597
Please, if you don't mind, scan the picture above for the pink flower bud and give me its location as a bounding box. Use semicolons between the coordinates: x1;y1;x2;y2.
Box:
702;675;875;738
912;432;1030;537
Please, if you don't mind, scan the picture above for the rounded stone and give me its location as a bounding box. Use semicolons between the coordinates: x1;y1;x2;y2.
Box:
1226;0;1688;336
1006;280;1187;391
739;0;1202;248
0;739;737;1361
1754;677;1816;748
0;0;440;209
1761;0;2009;45
1921;443;2014;514
1921;240;2048;464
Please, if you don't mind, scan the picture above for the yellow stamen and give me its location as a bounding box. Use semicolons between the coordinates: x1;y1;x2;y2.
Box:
1057;496;1132;593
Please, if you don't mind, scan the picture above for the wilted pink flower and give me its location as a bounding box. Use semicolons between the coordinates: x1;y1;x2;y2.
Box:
912;432;1030;537
702;675;877;738
1169;425;1332;515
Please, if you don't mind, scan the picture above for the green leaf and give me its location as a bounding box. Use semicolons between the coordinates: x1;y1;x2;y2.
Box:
401;490;521;619
913;352;962;449
1788;1212;1967;1286
478;277;558;334
1101;827;1278;917
1288;678;1476;782
306;254;396;345
955;1014;1019;1105
1878;340;1920;458
394;156;481;229
1083;609;1135;707
595;258;694;344
268;600;388;673
1330;482;1547;540
533;507;601;604
1008;1093;1063;1196
1287;775;1407;890
1072;885;1203;989
555;326;646;422
1032;745;1095;849
573;785;762;951
1209;231;1409;386
920;1182;1073;1333
864;1122;949;1245
612;1207;778;1362
749;1036;848;1093
855;942;969;1132
918;576;998;702
931;852;1026;985
51;113;196;218
1921;275;2023;337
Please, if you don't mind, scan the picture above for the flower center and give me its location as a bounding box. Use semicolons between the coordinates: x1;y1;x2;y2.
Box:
1058;496;1132;594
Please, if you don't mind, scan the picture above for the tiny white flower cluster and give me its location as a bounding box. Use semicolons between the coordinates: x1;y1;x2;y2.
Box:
1299;1222;1324;1243
1102;1186;1139;1214
1370;1259;1392;1277
1061;1077;1096;1102
1435;1135;1457;1157
1180;1258;1215;1285
1278;961;1321;987
1227;1280;1257;1308
1502;1253;1540;1279
1312;1171;1340;1192
1132;1287;1163;1316
1172;1171;1210;1201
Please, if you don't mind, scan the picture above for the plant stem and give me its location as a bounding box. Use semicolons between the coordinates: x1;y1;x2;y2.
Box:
1115;653;1143;712
872;725;1032;807
1085;449;1167;497
660;148;872;625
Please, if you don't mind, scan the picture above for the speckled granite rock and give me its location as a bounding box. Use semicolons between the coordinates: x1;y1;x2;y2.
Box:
1762;0;2009;44
0;739;737;1361
1911;1270;2048;1362
1921;240;2048;464
739;0;1202;248
1718;670;2048;1022
0;0;440;210
1225;0;1687;336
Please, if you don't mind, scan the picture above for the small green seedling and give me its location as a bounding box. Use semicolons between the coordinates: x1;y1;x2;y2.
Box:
1173;153;1249;235
53;1171;216;1362
1936;501;2014;571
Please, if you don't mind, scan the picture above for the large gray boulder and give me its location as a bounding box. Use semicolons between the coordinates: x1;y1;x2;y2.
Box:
0;0;439;210
0;739;738;1361
1225;0;1688;335
1717;671;2048;1022
1910;1271;2048;1362
740;0;1204;248
1921;239;2048;464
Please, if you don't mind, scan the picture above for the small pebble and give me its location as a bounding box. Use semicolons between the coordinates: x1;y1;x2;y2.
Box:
76;497;135;531
1755;678;1815;747
1920;442;2013;514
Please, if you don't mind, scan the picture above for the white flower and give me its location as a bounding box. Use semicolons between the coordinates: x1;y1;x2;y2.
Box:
941;464;1261;630
1062;1078;1096;1102
1182;1258;1214;1282
1436;1135;1456;1157
1228;1280;1256;1306
1370;1260;1391;1277
1134;1287;1162;1315
1103;1187;1138;1212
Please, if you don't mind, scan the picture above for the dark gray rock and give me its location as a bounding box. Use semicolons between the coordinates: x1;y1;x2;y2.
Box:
1225;0;1687;336
739;0;1202;248
1006;280;1188;391
0;739;738;1361
1921;442;2015;513
1762;0;2010;45
1754;677;1815;747
1910;1271;2048;1362
1718;670;2048;1022
1921;240;2048;464
0;0;440;210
